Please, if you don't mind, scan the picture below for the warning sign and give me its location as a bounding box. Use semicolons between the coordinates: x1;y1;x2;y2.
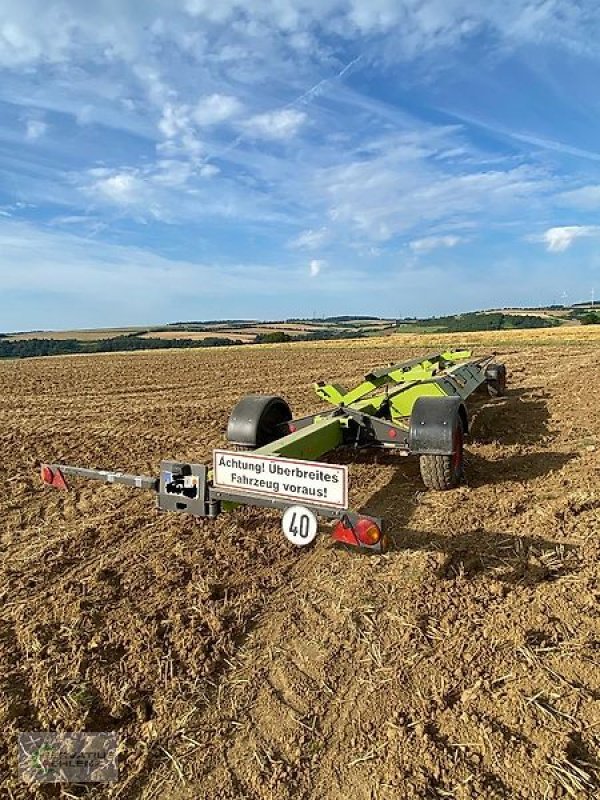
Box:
212;450;348;510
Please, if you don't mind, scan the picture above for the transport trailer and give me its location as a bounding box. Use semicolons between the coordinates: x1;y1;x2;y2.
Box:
40;350;506;554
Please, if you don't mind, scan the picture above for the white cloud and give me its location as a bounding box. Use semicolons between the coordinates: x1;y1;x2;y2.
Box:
3;0;600;285
559;185;600;209
289;228;329;249
198;163;219;177
541;225;600;252
159;103;190;139
25;118;47;140
156;102;207;160
0;1;598;72
82;159;293;225
152;160;193;187
241;108;307;140
409;234;463;253
318;130;548;242
309;258;325;276
193;93;242;126
94;172;142;205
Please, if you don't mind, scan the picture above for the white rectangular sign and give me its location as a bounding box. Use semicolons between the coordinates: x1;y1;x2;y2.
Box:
213;449;348;510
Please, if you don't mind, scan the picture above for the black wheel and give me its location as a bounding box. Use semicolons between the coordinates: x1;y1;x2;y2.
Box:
419;421;464;490
485;363;507;397
226;394;292;449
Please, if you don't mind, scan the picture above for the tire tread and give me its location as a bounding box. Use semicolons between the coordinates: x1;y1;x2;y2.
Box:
419;454;458;490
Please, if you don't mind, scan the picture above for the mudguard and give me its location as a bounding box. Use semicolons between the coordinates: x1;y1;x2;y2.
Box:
408;396;468;455
226;394;292;448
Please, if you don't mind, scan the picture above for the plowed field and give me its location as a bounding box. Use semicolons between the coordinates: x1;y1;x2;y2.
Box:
1;327;599;799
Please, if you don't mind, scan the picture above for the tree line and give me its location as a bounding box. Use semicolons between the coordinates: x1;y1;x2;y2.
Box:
0;335;242;359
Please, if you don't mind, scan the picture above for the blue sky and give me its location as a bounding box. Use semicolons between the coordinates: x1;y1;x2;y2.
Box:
1;1;599;331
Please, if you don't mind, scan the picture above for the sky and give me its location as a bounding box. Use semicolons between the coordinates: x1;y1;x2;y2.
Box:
1;1;600;331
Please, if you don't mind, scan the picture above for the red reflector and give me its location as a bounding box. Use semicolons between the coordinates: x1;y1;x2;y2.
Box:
40;465;68;490
331;519;358;546
331;516;382;548
51;469;68;490
388;428;397;438
288;423;297;433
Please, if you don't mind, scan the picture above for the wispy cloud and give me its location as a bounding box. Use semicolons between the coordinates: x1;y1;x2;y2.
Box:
317;130;549;242
438;108;600;163
558;185;600;209
0;218;396;329
193;94;243;126
409;235;464;253
25;118;47;140
289;228;329;250
240;108;307;141
538;225;600;252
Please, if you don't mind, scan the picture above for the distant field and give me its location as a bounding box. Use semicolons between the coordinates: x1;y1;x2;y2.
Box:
142;321;600;351
335;318;394;327
200;322;334;333
483;308;579;324
141;330;257;343
313;322;600;350
6;327;145;341
4;310;596;360
5;320;378;344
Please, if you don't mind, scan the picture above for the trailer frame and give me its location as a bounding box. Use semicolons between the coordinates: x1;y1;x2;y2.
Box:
40;349;506;553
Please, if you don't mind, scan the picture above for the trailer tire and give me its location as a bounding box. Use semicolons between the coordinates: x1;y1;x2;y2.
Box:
485;363;507;397
419;420;464;490
226;394;292;449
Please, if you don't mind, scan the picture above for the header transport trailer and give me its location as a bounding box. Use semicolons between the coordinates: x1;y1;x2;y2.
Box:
40;350;506;554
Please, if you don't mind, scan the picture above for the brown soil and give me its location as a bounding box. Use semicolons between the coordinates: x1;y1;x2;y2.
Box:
1;329;599;799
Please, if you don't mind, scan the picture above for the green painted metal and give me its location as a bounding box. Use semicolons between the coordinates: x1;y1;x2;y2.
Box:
312;350;489;426
387;381;447;419
347;394;388;416
314;383;345;404
253;416;344;460
315;350;477;408
385;361;487;420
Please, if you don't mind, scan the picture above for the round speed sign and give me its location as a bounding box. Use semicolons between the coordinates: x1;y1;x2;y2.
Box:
281;505;318;546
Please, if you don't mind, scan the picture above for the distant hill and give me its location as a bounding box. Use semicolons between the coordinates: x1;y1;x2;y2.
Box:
2;303;598;359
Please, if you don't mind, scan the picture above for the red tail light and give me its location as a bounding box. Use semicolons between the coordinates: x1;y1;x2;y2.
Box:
331;515;385;551
354;517;382;545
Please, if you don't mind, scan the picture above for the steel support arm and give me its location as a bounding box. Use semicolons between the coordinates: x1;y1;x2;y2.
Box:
41;463;159;491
